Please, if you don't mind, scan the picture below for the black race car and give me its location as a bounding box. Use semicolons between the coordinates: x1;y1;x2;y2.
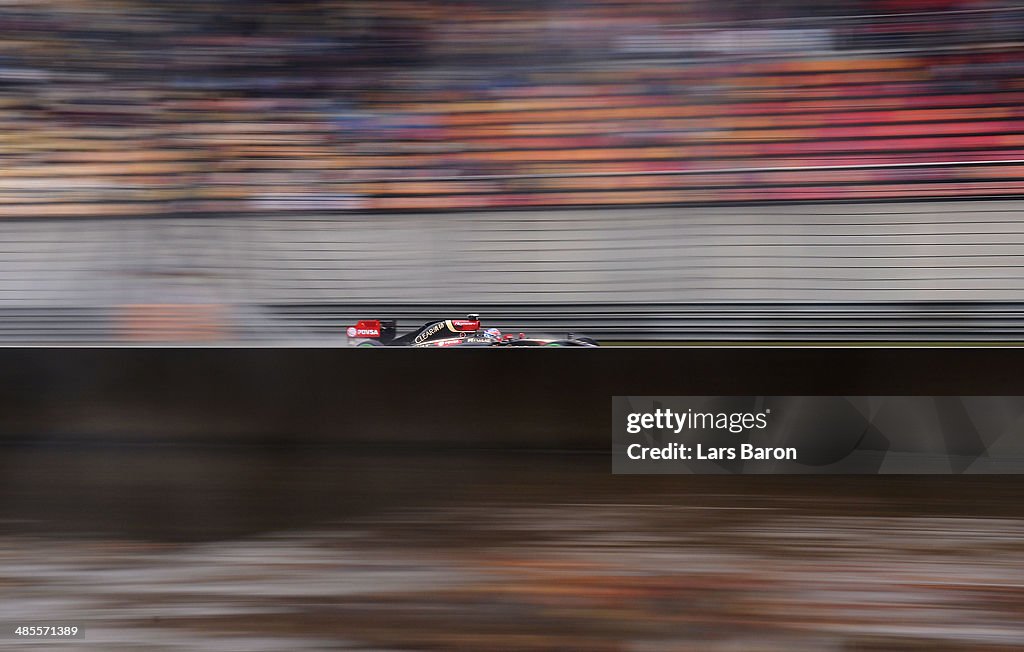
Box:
346;314;598;347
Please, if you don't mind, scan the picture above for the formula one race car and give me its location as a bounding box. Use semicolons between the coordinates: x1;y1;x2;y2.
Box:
346;314;598;347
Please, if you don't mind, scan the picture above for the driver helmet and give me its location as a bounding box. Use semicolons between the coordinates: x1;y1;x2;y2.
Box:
483;327;503;340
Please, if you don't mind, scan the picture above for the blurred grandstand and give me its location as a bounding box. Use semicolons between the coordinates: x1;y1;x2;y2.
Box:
4;0;1024;342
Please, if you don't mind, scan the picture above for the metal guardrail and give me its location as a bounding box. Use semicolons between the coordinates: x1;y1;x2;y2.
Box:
7;302;1024;344
262;302;1024;343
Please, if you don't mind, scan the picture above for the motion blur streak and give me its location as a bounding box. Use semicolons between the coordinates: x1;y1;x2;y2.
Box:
6;203;1024;342
2;452;1024;651
1;350;1021;648
4;2;1024;341
5;0;1024;646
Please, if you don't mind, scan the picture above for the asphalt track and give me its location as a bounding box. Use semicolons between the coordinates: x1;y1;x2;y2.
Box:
2;449;1024;650
2;348;1024;649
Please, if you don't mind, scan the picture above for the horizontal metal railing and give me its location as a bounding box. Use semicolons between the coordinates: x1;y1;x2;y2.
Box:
261;302;1024;343
5;302;1024;344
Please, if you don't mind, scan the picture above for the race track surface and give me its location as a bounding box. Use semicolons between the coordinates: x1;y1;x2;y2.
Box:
2;449;1023;650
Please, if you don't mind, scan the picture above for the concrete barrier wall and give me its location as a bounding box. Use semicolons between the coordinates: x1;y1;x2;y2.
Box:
4;201;1024;307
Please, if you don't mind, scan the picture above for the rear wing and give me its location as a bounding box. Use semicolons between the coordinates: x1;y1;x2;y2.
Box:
346;319;397;343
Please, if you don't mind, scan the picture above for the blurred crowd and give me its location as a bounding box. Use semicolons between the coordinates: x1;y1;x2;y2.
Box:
4;0;1024;216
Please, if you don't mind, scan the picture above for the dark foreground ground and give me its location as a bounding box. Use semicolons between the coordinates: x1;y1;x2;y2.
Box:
2;447;1023;651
